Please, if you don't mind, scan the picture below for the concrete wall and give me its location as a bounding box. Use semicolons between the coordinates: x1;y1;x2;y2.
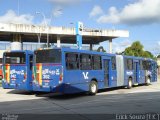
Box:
0;23;129;37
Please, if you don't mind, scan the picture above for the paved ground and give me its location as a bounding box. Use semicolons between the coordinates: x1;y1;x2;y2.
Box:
0;82;160;119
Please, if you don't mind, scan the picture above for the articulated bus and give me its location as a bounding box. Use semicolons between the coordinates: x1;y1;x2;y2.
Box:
2;50;33;91
32;48;157;95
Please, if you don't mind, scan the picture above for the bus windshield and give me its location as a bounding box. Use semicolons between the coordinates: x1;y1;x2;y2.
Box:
4;52;26;64
35;49;61;63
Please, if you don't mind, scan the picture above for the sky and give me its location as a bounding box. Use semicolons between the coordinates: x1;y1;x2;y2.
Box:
0;0;160;55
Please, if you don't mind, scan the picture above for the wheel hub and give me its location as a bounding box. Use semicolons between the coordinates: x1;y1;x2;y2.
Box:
129;80;132;87
91;84;96;93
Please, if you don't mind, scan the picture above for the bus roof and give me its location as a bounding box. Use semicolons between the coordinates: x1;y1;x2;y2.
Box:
35;47;115;57
123;55;155;61
35;47;155;62
4;50;33;54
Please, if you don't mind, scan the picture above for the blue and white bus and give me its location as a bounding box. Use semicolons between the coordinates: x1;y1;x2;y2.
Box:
2;50;33;91
32;48;157;95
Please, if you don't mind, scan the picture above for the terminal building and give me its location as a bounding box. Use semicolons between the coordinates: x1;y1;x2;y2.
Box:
0;23;129;52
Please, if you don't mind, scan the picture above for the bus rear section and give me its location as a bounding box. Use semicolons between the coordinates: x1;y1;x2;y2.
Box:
33;49;63;93
123;57;157;88
151;60;157;82
137;59;157;85
143;60;157;83
2;51;33;90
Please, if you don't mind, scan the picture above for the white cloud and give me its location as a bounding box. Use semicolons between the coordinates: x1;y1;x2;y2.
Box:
38;18;51;26
97;0;160;25
89;5;103;17
0;10;33;24
113;39;132;53
52;6;63;17
93;39;132;53
149;41;160;55
36;6;63;26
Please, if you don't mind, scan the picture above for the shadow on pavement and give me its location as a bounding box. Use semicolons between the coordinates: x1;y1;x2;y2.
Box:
5;84;149;99
35;86;126;100
7;89;36;95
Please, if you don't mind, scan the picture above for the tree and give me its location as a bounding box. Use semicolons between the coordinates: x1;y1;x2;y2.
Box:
97;46;106;52
124;41;154;59
143;51;154;59
157;55;160;58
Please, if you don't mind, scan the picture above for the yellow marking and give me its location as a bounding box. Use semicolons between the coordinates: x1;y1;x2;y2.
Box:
6;65;10;83
39;64;42;86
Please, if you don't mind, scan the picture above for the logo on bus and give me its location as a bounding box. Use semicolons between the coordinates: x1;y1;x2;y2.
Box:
10;69;25;75
42;69;60;75
42;69;60;79
83;72;89;79
126;71;133;75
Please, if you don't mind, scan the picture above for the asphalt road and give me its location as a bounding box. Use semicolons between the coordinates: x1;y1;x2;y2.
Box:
0;82;160;120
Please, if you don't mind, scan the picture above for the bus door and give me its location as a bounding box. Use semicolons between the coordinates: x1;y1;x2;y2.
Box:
133;60;139;83
102;57;111;87
27;54;33;88
15;52;33;90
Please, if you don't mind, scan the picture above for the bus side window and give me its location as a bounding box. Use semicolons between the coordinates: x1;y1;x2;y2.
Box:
146;61;151;70
111;56;116;70
66;53;79;70
92;55;102;70
80;54;92;70
142;60;151;70
126;58;133;70
142;60;146;70
29;55;33;70
140;60;143;70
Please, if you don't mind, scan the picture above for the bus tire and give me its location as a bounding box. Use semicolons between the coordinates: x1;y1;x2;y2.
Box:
146;76;151;86
127;78;132;89
89;81;98;95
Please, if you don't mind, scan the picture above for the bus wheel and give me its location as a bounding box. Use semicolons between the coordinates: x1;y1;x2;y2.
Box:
127;78;132;89
89;81;98;95
146;77;151;86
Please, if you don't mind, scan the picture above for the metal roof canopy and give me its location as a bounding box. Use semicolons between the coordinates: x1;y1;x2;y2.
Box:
0;23;129;44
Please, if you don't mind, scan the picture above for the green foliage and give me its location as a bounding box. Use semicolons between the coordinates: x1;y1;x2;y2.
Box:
124;41;154;59
97;46;106;52
157;55;160;58
144;51;154;58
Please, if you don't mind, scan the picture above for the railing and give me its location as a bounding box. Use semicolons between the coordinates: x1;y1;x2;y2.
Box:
0;42;90;51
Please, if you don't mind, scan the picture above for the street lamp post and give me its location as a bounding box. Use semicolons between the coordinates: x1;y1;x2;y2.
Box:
36;12;49;48
36;9;62;48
